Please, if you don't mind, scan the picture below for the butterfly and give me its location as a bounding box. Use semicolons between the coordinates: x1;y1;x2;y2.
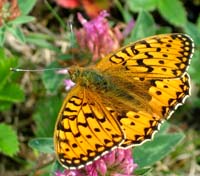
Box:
54;33;194;169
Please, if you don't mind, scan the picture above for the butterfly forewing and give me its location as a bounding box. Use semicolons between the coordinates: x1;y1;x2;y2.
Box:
96;33;193;79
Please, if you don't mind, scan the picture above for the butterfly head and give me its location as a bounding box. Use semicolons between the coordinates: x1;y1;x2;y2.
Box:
68;66;82;83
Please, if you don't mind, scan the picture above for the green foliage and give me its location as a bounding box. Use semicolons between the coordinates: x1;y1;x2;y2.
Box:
29;136;65;174
0;123;19;156
189;48;200;84
28;138;65;174
183;22;200;85
18;0;37;15
0;0;36;46
125;0;187;26
125;11;156;43
197;15;200;29
26;33;60;51
52;161;65;174
184;22;200;46
135;133;184;168
8;16;35;25
157;0;187;26
114;0;132;22
33;96;62;137
42;62;65;93
28;138;54;154
134;122;185;173
0;49;24;110
7;26;26;43
134;168;152;175
127;0;157;12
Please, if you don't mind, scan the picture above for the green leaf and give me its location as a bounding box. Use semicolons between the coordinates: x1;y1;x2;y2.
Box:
184;22;200;84
42;62;65;93
52;161;65;173
26;34;60;52
0;50;24;110
115;0;133;22
7;27;26;43
33;96;62;137
127;0;157;12
8;16;35;25
157;0;187;26
0;83;25;102
157;121;170;134
156;26;172;34
29;138;54;154
0;100;12;111
197;15;200;30
125;11;156;43
190;97;200;108
189;49;200;84
134;132;185;168
0;55;18;90
0;27;6;46
0;123;19;156
184;22;200;46
134;167;152;175
0;47;6;59
18;0;37;15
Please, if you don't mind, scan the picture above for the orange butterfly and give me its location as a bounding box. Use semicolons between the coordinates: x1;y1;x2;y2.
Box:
54;33;194;169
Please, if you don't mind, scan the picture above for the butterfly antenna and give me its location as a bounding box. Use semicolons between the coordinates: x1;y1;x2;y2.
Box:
10;67;68;73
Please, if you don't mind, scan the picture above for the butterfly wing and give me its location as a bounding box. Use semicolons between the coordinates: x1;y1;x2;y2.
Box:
96;33;194;79
54;85;125;169
55;33;194;169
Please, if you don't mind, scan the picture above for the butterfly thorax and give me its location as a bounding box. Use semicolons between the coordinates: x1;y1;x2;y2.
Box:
68;66;149;112
68;66;111;91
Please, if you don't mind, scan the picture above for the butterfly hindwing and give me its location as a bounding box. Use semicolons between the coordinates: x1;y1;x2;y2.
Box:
149;72;190;118
54;85;125;169
117;73;190;148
